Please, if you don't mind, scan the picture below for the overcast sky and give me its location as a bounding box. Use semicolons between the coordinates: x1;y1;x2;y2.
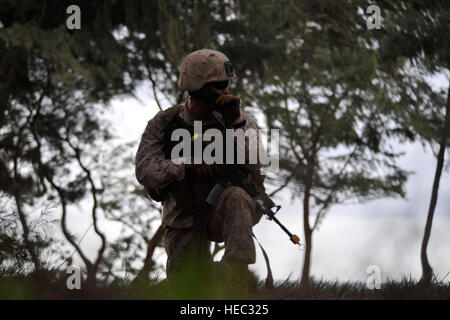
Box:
65;75;450;286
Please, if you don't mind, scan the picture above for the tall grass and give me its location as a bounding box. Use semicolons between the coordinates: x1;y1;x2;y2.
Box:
2;270;450;300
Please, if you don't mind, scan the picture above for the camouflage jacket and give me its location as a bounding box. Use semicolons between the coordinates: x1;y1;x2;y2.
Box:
135;102;266;228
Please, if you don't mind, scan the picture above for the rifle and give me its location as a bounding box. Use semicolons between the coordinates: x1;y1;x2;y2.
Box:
206;111;303;248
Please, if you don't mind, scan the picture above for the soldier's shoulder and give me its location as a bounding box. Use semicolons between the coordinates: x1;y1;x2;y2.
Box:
148;104;183;125
141;104;184;137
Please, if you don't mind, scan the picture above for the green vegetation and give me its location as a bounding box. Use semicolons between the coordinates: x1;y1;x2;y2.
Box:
2;271;450;300
1;0;449;298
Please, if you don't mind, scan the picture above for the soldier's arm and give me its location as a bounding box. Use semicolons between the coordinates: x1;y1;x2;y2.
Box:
135;112;185;190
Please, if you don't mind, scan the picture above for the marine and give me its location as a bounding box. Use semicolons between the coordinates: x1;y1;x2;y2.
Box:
135;49;267;294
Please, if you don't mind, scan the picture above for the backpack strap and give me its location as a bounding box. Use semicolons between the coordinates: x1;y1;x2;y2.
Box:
252;231;274;289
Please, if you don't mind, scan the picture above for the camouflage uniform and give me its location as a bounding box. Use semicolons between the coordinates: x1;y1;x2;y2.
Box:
135;102;265;279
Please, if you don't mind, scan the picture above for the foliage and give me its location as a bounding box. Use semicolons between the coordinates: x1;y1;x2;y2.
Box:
0;0;449;291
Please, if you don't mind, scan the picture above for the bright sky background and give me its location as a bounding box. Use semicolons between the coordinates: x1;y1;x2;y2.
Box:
66;75;450;286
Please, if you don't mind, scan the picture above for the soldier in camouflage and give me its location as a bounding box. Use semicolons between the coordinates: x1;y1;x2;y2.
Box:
135;49;266;291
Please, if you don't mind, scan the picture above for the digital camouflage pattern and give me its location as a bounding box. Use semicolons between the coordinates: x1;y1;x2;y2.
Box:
164;186;263;279
135;102;266;279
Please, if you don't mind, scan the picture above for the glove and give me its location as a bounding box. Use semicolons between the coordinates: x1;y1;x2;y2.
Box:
185;162;221;181
214;94;241;123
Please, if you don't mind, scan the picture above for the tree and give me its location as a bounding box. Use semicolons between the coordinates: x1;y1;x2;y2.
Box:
97;142;166;284
246;1;411;287
376;0;450;284
5;0;443;292
1;0;271;287
0;0;142;286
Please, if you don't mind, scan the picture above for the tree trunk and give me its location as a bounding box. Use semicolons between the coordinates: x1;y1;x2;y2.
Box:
14;194;41;271
420;84;450;285
300;182;313;289
300;226;312;289
132;224;165;284
12;148;40;271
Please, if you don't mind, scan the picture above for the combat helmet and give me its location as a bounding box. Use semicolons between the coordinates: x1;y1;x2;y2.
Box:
178;49;236;92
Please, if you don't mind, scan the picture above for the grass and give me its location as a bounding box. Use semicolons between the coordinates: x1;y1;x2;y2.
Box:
1;270;450;300
258;276;450;300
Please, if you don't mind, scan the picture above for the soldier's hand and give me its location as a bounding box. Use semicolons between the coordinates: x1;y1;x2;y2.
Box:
185;162;221;181
214;94;241;123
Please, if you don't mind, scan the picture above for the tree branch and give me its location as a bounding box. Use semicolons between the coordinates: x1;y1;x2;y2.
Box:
64;134;106;281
